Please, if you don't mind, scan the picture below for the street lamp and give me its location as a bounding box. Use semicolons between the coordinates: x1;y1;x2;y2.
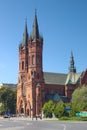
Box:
21;74;26;116
36;83;41;118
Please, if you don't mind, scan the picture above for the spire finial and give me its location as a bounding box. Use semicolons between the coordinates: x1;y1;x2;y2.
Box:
35;8;37;16
71;50;73;57
25;17;27;25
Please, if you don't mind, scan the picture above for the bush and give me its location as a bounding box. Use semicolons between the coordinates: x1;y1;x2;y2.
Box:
59;116;69;120
59;116;87;121
54;101;64;118
71;85;87;115
42;100;55;118
81;117;87;121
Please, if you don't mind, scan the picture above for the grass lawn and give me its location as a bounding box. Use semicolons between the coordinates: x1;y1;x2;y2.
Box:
59;116;87;121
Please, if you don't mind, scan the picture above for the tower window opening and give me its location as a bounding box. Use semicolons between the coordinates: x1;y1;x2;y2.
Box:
28;56;30;65
32;55;35;65
22;61;24;70
37;73;39;79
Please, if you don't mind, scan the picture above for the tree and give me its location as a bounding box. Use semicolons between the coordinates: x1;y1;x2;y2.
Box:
0;103;5;114
42;100;55;118
71;85;87;116
54;101;64;118
7;88;17;114
0;86;17;114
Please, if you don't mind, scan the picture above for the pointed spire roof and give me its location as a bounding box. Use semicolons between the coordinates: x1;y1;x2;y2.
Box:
31;10;40;41
69;51;76;73
22;18;28;46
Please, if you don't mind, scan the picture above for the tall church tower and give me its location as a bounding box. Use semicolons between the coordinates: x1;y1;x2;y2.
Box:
17;12;45;117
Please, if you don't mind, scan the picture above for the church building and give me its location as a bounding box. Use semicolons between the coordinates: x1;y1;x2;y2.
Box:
16;12;87;117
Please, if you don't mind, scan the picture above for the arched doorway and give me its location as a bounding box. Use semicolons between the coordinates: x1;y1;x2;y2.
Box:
26;109;29;116
20;108;24;113
26;100;31;117
20;100;24;115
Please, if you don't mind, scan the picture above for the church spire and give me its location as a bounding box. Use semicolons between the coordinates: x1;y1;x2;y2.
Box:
69;51;76;73
22;18;28;46
31;10;40;41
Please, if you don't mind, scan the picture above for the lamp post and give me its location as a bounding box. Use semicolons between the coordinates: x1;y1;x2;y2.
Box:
21;74;26;116
31;84;34;120
36;83;41;117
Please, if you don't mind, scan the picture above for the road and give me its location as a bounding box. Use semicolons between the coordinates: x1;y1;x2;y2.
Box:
0;117;87;130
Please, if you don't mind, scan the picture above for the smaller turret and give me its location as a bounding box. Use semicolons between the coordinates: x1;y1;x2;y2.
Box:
22;19;28;46
69;51;76;73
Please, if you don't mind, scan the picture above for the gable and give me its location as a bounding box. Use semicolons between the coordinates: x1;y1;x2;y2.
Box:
65;72;82;85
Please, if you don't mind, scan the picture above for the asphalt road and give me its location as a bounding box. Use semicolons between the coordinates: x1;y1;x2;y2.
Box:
0;118;87;130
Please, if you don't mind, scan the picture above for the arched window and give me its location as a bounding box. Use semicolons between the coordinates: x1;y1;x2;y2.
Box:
37;73;39;79
28;56;30;65
19;62;21;70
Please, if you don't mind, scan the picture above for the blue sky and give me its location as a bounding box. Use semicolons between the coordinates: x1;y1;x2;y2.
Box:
0;0;87;83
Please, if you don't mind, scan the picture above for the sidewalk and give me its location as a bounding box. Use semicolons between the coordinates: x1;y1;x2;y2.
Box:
0;116;58;121
10;117;58;121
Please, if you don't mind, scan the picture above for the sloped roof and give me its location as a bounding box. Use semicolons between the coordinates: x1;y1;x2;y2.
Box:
44;72;67;85
1;83;17;89
65;72;82;85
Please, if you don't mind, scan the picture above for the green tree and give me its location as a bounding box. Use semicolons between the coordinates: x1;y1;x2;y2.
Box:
42;100;55;118
71;85;87;116
0;86;17;114
0;103;5;114
54;101;64;118
7;88;17;114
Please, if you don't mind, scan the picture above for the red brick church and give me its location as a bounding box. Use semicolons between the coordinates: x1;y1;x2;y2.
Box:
16;12;87;117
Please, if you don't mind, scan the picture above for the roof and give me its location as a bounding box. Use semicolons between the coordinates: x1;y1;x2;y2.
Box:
44;72;67;85
1;83;17;89
65;72;82;85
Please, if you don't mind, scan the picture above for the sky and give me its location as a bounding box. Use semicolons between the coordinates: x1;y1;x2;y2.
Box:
0;0;87;84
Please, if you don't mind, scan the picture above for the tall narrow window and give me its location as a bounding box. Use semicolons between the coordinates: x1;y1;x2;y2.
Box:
22;61;24;70
19;62;21;70
37;56;40;65
28;56;30;65
32;55;34;65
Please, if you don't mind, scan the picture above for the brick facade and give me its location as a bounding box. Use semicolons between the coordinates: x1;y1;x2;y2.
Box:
16;12;87;117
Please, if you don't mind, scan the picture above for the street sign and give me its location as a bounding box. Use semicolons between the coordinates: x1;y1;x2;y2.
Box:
6;112;11;116
65;107;72;112
76;111;87;117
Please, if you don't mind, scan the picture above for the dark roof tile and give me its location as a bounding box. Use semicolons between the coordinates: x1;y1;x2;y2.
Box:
44;72;67;85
